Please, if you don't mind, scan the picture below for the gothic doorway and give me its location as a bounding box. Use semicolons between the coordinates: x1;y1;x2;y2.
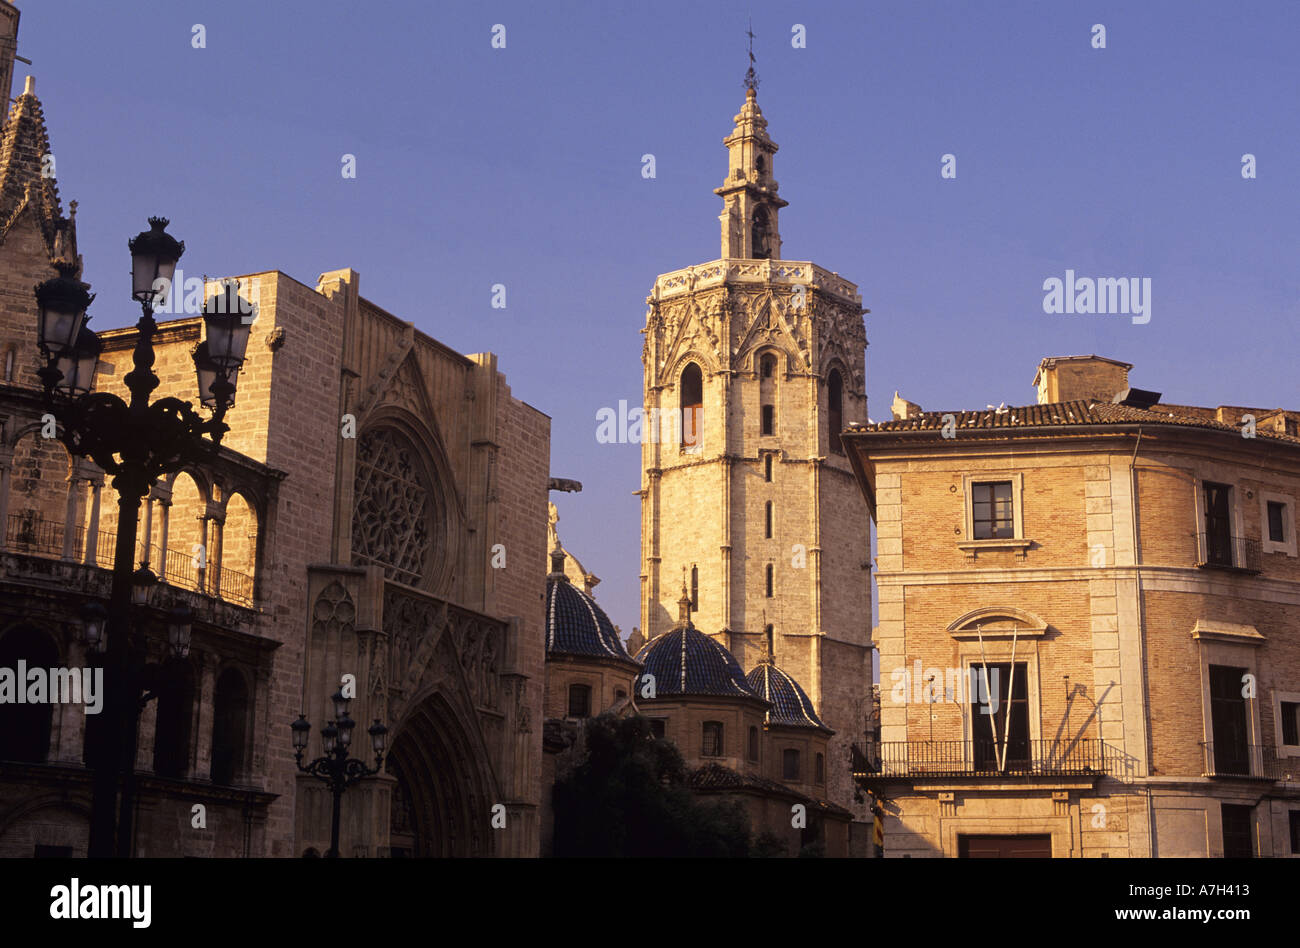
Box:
383;692;494;857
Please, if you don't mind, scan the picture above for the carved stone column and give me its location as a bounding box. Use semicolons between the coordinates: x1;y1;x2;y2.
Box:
61;471;80;561
82;475;102;566
193;651;219;781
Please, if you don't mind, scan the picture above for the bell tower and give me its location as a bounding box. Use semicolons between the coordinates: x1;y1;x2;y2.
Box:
638;69;872;810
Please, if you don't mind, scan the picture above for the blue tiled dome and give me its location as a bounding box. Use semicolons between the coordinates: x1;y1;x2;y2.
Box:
546;577;637;664
746;661;831;731
634;626;764;700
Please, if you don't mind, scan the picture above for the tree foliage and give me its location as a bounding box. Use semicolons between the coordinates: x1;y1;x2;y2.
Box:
552;713;754;857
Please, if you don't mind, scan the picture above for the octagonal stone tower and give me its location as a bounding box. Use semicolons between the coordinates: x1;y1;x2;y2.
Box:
638;85;872;811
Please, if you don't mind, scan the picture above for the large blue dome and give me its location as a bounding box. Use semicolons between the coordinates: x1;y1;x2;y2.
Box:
634;626;764;700
546;576;637;664
746;661;831;731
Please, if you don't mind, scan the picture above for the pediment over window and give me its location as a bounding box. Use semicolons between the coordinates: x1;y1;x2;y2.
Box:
947;607;1049;639
1191;620;1265;646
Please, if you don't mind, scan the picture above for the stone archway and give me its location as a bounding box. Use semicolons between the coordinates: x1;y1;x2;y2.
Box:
383;692;494;857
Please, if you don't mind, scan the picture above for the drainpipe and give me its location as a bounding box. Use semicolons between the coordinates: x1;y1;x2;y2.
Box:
1129;427;1155;857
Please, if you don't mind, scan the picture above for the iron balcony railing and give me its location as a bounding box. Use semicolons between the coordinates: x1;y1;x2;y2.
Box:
852;739;1110;779
1196;531;1262;572
4;512;254;607
1200;742;1297;781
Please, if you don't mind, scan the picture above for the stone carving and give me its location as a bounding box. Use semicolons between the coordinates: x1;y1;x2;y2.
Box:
352;427;432;587
311;582;355;641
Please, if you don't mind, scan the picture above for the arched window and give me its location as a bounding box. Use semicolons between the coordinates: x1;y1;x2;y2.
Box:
352;425;442;589
680;363;703;450
765;624;774;655
765;501;774;539
828;369;844;455
751;207;770;259
783;748;801;780
748;726;760;762
690;565;698;612
153;663;195;778
210;667;249;786
568;683;591;718
765;564;774;598
2;345;14;382
815;752;825;784
755;154;766;175
759;354;777;436
0;626;59;762
764;455;773;482
702;721;724;757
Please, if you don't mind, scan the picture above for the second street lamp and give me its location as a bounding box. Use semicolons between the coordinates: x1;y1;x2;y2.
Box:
292;693;388;858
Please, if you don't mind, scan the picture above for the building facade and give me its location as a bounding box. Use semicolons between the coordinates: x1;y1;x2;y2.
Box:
638;83;872;814
0;9;550;858
845;355;1300;857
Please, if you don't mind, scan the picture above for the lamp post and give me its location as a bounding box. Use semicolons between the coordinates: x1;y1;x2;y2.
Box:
34;217;252;858
292;691;388;858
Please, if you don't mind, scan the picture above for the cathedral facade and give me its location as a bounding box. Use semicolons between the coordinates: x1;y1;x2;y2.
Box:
0;5;549;857
638;85;873;813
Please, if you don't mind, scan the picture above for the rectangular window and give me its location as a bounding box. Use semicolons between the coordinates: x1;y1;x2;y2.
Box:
763;455;773;481
1268;501;1286;544
972;481;1014;540
761;404;775;436
782;748;800;781
748;726;759;762
1221;804;1254;858
1203;481;1233;566
970;662;1029;772
1281;701;1300;747
649;718;666;740
765;564;774;598
568;684;591;718
702;721;723;757
1209;665;1250;775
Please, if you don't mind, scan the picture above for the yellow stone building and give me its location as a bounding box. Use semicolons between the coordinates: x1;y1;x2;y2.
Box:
845;355;1300;857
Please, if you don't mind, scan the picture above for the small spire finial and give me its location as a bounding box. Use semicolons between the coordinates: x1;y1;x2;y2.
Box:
23;76;34;96
677;570;693;626
744;18;758;93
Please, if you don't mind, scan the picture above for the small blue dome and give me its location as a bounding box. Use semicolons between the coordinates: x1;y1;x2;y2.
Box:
546;577;637;664
634;626;764;700
746;661;831;731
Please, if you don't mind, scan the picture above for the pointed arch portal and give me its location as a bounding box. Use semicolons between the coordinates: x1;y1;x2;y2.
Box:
384;692;495;857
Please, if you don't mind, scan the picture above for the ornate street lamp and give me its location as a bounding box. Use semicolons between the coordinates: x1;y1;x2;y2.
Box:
292;693;388;858
166;604;192;660
81;601;108;655
33;217;252;858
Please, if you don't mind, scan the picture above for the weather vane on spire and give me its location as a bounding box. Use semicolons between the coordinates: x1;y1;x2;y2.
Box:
744;18;759;93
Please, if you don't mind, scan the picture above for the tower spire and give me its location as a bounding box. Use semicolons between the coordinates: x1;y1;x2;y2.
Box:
716;27;786;261
744;18;758;93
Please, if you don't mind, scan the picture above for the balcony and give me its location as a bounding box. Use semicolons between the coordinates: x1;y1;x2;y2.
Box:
4;513;254;607
852;739;1111;780
1196;531;1261;573
1199;742;1297;781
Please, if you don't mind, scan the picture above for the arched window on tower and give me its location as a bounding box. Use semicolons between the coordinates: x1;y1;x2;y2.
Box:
751;207;770;259
764;455;773;481
2;345;14;382
828;369;844;455
680;363;703;451
760;353;777;436
765;501;774;539
765;564;774;598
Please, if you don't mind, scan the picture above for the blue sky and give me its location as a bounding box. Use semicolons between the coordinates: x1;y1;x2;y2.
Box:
23;0;1299;635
